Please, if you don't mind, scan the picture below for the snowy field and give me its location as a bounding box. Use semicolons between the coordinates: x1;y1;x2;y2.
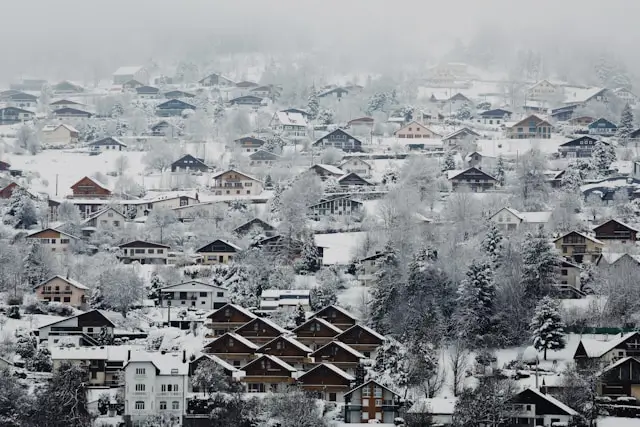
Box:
315;231;367;265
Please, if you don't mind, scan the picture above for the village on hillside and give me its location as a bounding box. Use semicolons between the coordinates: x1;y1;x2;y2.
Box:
3;25;640;427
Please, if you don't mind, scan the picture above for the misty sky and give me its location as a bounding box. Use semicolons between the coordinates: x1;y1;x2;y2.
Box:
3;0;640;84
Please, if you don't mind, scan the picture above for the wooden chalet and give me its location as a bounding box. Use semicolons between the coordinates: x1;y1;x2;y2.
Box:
310;341;365;374
232;317;288;345
507;388;577;426
255;335;313;369
229;95;264;107
292;317;343;350
558;136;601;158
241;354;297;393
52;107;92;118
335;324;385;358
156;99;196;117
574;332;640;369
588;118;617;136
313;129;363;153
309;196;363;219
337;172;372;187
447;167;497;192
170;154;209;173
196;239;241;265
206;303;257;337
234;136;266;152
233;218;275;238
69;176;112;199
298;363;355;403
189;354;241;392
37;309;115;346
203;332;258;367
311;305;358;330
597;356;640;397
344;380;402;423
593;219;638;243
249;149;281;166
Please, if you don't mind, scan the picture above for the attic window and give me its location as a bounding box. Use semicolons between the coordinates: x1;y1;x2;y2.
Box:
171;368;178;374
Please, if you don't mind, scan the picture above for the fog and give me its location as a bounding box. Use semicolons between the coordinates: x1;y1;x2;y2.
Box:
3;0;640;83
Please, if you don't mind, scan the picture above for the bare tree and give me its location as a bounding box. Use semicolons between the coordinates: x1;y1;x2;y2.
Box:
448;341;471;396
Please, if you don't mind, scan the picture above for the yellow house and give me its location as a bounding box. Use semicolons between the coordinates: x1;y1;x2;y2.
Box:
393;121;441;139
553;231;604;264
196;239;241;265
34;275;88;308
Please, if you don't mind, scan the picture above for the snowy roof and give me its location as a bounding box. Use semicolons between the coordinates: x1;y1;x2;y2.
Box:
312;304;358;321
519;211;552;223
27;227;79;240
206;303;257;321
293;316;343;334
312;164;345;175
113;66;144;76
344;379;401;398
522;388;578;416
593;218;640;233
43;123;79;133
564;87;606;104
258;335;313;354
576;332;640;358
159;280;227;292
88;137;127;147
553;231;603;246
211;169;261;182
299;362;355;381
36;275;89;290
239;317;288;335
242;354;297;372
74;175;112;192
50;345;143;361
443;127;480;141
81;207;126;224
125;350;189;375
312;340;365;359
337;324;386;342
193;353;239;373
408;397;456;415
275;111;307;127
261;289;310;299
196;239;242;253
221;332;260;351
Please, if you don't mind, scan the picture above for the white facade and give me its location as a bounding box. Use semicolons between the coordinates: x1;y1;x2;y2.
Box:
339;157;371;177
260;289;311;312
211;170;264;196
159;281;229;310
528;80;561;101
124;352;188;426
42;124;78;145
26;230;76;253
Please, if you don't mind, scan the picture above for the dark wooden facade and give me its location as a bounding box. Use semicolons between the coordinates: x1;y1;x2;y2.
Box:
206;303;256;337
338;173;372;187
335;324;384;357
599;357;640;397
235;136;266;150
70;176;111;198
156;99;196;117
203;332;257;366
171;154;209;172
310;341;363;373
312;305;357;330
313;129;363;153
594;219;638;243
448;167;497;192
558;136;600;158
232;318;285;345
242;355;296;392
292;317;343;349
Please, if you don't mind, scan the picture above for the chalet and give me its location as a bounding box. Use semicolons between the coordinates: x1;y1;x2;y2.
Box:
574;332;640;369
241;355;297;393
53;80;83;94
233;317;288;345
311;305;357;330
229;95;264;107
81;207;126;235
613;88;639;106
42;123;79;145
551;105;579;122
339;157;372;177
442;127;480;146
338;172;372;187
156;99;196;117
310;341;364;375
118;240;170;264
211;169;263;196
343;380;402;424
553;231;604;264
196;239;241;265
0;106;34;124
270;111;308;138
53;107;93;118
309;164;345;179
558;136;601;158
588;118;617;136
255;335;312;369
347;117;374;130
34;275;88;308
465;151;488;168
164;90;195;99
250;85;273;98
199;73;235;88
357;252;388;286
203;332;258;367
564;87;612;109
123;193;199;218
508;388;577;427
593;219;638;243
506;115;552;139
88;137;126;153
528;80;561;100
135;85;160;99
597;356;640;397
150;120;180;137
559;259;581;289
259;289;310;313
292;317;343;350
630;128;640;141
170;154;209;173
313;129;363;153
447;167;498;192
309;196;363;219
159;281;228;310
249;149;281;166
299;363;355;403
233;218;275;238
443;92;472;112
49;99;85;110
122;79;144;90
0;182;27;199
281;107;310;117
70;176;112;198
7;91;37;109
318;87;349;99
394;120;441;139
235;136;266;152
335;324;385;358
112;66;148;85
37;309;115;346
489;207;551;231
206;303;257;337
26;228;78;252
569;116;595;126
477;109;513;125
235;81;259;89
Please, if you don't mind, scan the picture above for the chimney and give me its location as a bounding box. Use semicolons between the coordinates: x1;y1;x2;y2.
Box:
182;350;187;363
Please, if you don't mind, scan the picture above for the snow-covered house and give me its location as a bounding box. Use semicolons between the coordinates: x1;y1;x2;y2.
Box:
233;218;275;238
506;115;553;139
292;317;343;350
447;167;498;192
343;380;402;423
248;149;281;166
312;129;364;153
51;345;140;387
26;228;78;252
339;157;372;177
259;289;311;313
203;332;259;367
88;136;127;153
211;169;263;196
6;91;37;109
135;85;160;99
199;73;235;88
407;398;456;426
335;324;384;359
42;123;79;145
37;309;115;346
0;106;34;124
558;135;602;158
234;136;267;152
489;207;552;231
113;66;149;85
508;388;577;427
311;305;357;331
81;207;126;235
49;99;85;110
195;239;241;265
122;350;189;425
527;80;561;101
309;196;363;219
170;154;209;173
593;219;638;243
574;331;640;369
118;240;170;265
34;275;88;309
233;317;289;346
588;118;618;136
255;335;312;370
553;231;604;264
52;107;92;118
394;120;441;139
309;164;345;180
159;280;228;310
270;111;308;138
241;354;297;393
298;363;355;403
205;303;258;338
613;87;638;106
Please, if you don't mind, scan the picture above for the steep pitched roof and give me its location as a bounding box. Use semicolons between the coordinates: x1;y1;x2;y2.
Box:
311;304;358;321
336;324;386;342
510;114;552;129
118;240;170;249
196;239;242;253
520;388;578;416
593;218;640;233
211;169;261;182
311;340;365;359
35;275;89;290
206;303;257;321
574;332;640;359
205;332;260;351
88;137;127;147
292;316;343;334
298;362;355;381
344;379;401;398
256;335;313;354
447;167;497;181
553;231;604;246
241;354;297;372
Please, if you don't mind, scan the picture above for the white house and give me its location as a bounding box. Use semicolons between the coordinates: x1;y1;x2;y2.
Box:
42;124;79;145
81;207;126;235
211;169;263;196
489;207;552;231
88;137;127;153
613;87;638;106
159;281;229;310
338;157;372;178
113;66;149;85
118;240;170;265
528;80;561;101
259;289;311;312
26;228;79;253
123;350;189;426
270;111;308;138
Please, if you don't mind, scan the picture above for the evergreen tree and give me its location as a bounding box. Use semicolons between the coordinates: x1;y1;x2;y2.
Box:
366;92;387;115
578;262;597;294
27;347;53;372
442;150;456;173
5;188;38;229
455;102;472;120
520;228;559;302
307;85;319;120
24;243;53;288
560;166;583;191
309;282;337;311
148;273;165;300
294;304;306;326
591;141;616;176
369;248;402;334
264;174;273;189
530;296;566;360
617;103;634;142
494;155;505;186
456;261;496;348
482;222;503;266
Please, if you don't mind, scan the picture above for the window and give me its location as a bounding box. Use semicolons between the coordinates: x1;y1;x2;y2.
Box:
172;401;179;410
160;401;167;410
135;384;145;391
375;399;383;406
51;239;57;244
135;368;146;375
561;269;568;276
362;387;371;398
374;387;383;398
148;249;155;254
135;401;145;410
135;249;145;254
63;297;70;302
217;292;224;298
157;250;164;254
329;392;337;402
113;221;120;227
200;292;207;297
53;297;60;302
526;405;532;411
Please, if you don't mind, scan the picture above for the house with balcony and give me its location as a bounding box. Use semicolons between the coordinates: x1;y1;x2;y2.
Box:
447;167;498;192
81;207;126;236
506;115;552;139
593;218;638;244
310;341;365;375
343;380;402;424
156;99;196;117
394;120;441;139
234;136;267;152
259;289;310;313
507;388;577;427
335;324;385;359
270;111;308;138
255;335;312;369
0;106;35;124
339;157;372;177
558;136;602;158
313;129;364;153
34;275;88;309
292;317;343;350
205;303;257;337
195;239;241;265
309;196;363;219
573;332;640;369
240;354;297;393
69;176;112;199
26;228;79;252
477;108;512;125
489;207;552;232
203;332;259;368
37;309;115;346
210;169;263;196
232;317;288;346
159;281;228;310
88;137;127;153
553;231;604;264
122;350;189;426
596;356;640;398
311;305;357;331
588;118;618;136
118;240;170;265
299;363;355;403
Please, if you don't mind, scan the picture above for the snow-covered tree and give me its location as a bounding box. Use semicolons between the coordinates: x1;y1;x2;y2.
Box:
191;358;233;396
5;188;38;229
0;365;31;426
366;92;388;115
264;389;327;427
452;377;519;427
617;103;634;142
147;208;177;244
456;261;496;348
307;86;319;120
99;266;145;317
530;296;566;360
442;150;456;172
16;124;40;155
294;304;306;326
494;155;506;186
27;347;53;372
516;148;549;210
520;229;559;302
317;108;335;125
560;166;583;191
482;222;503;266
370;338;410;392
24;243;55;288
578;262;597;294
455;102;472;120
591;141;616;176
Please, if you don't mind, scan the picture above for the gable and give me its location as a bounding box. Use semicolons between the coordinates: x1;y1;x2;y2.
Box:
315;129;362;145
312;342;361;361
594;219;638;234
510;389;575;416
450;167;497;182
28;228;62;239
338;173;371;186
213;170;258;182
173;154;207;167
336;325;384;345
242;356;294;376
234;318;283;337
590;118;617;129
249;150;279;161
158;99;195;110
560;136;598;147
512;115;551;128
207;304;255;323
197;240;239;254
119;240;169;249
205;334;256;354
299;364;353;386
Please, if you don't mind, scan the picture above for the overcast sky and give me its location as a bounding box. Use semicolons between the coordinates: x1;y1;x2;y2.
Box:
2;0;640;83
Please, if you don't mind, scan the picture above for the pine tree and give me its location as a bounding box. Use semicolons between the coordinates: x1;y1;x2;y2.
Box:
24;243;52;288
369;248;401;334
442;150;456;172
455;102;472;120
617;103;634;142
530;296;566;360
456;261;496;348
578;262;597;294
294;304;306;326
495;155;506;186
520;228;559;302
307;86;319;120
591;141;616;176
560;166;583;191
264;174;273;189
482;222;503;266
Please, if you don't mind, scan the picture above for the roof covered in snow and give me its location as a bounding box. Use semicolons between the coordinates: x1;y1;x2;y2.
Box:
113;66;144;76
408;397;456;414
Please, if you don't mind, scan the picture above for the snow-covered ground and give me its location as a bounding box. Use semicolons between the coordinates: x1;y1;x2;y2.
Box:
315;231;367;265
